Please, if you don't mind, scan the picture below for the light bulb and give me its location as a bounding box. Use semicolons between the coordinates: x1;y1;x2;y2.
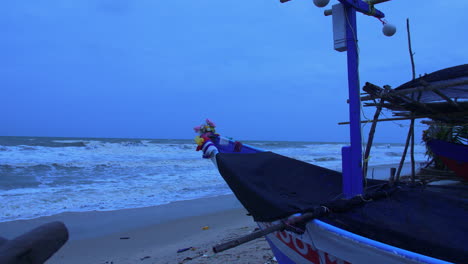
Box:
313;0;330;8
383;23;396;37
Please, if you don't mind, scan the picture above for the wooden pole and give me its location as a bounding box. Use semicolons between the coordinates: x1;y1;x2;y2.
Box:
407;18;416;81
363;99;384;180
432;89;462;110
395;119;413;181
407;18;416;183
389;167;397;186
339;116;420;125
213;207;328;253
339;110;468;125
410;118;416;182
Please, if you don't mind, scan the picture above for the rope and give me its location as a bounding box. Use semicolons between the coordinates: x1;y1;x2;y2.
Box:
358;194;373;202
320;206;330;213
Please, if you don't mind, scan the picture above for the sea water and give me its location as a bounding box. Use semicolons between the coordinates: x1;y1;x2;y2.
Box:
0;136;427;222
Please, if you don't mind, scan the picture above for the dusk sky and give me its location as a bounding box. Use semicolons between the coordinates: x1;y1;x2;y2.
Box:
1;0;467;143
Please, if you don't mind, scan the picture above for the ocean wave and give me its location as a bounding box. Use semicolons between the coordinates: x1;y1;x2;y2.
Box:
0;167;226;222
313;157;338;162
51;140;88;147
249;141;309;149
0;163;90;170
0;164;51;170
19;145;38;151
0;146;11;151
119;140;146;147
0;177;41;190
0;160;185;170
385;152;403;157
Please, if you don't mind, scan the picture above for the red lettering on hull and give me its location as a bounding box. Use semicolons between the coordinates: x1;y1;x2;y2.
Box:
272;229;351;264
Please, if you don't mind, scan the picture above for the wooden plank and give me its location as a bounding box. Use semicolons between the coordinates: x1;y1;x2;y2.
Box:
432;89;462;110
338;110;468;125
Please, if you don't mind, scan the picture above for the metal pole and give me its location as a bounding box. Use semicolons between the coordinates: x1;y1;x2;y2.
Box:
343;5;363;197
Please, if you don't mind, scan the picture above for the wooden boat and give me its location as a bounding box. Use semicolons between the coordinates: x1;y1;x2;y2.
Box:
193;1;468;263
195;134;466;263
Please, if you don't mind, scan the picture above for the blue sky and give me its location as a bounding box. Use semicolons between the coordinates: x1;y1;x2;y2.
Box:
1;0;467;143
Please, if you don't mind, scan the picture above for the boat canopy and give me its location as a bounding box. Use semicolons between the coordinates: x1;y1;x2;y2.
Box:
362;64;468;124
395;64;468;102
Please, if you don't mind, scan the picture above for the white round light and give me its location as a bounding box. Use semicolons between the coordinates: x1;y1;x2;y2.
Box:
382;23;396;37
313;0;330;8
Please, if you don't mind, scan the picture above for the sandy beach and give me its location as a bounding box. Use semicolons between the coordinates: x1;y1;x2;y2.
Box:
0;195;275;264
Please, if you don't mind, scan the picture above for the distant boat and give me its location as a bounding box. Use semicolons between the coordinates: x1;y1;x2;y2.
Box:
427;139;468;180
193;0;467;263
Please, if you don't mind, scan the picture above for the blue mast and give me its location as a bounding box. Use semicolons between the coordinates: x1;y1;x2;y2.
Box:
336;0;385;198
341;4;362;198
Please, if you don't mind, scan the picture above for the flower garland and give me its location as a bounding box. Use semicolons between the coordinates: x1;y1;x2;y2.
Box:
194;119;219;154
